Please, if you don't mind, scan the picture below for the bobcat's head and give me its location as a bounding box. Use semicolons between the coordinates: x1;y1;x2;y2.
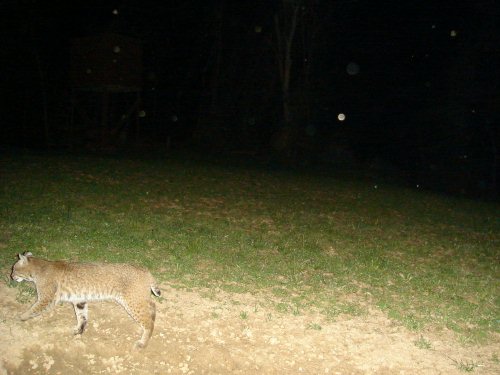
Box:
11;252;35;282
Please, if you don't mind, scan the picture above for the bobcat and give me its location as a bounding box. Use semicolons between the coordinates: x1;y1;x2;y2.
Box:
10;252;161;349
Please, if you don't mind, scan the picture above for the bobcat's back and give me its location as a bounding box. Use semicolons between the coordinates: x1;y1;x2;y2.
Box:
12;255;159;301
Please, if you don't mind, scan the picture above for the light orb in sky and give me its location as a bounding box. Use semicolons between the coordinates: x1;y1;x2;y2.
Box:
112;9;119;15
337;113;346;121
113;46;121;53
346;62;360;75
450;30;457;37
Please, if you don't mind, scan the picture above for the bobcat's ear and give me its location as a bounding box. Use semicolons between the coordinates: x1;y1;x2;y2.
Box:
18;252;33;263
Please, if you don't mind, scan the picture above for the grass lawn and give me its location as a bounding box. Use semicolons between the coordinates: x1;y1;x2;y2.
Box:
1;152;498;343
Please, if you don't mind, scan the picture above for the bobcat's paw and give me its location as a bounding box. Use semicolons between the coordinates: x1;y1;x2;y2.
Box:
133;340;147;350
73;321;87;335
20;313;33;321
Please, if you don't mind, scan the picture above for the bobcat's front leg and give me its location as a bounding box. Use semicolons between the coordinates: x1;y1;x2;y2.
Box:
20;284;57;321
72;302;88;334
20;299;56;320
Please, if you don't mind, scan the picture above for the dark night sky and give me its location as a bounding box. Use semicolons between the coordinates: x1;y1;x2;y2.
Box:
0;1;490;112
1;1;483;95
1;0;498;196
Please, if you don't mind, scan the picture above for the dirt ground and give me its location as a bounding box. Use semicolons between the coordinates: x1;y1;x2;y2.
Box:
0;280;498;375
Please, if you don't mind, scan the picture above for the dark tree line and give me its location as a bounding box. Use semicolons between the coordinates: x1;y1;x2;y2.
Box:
1;0;498;197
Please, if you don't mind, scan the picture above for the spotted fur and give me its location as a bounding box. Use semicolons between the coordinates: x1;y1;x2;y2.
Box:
11;252;161;349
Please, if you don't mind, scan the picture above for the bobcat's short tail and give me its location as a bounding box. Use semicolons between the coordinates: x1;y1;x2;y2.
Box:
151;285;161;297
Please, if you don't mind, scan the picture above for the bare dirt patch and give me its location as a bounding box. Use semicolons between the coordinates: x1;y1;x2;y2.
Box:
1;281;498;374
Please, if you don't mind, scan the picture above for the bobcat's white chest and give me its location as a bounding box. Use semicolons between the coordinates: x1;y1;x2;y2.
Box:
57;291;121;303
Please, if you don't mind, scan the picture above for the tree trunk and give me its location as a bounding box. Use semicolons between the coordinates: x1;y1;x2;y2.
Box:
34;50;50;147
273;1;300;159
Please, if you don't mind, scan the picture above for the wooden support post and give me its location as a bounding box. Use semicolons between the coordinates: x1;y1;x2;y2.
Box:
69;89;75;150
101;90;109;148
134;91;141;145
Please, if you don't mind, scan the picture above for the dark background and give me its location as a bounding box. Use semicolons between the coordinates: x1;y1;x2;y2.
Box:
1;0;499;198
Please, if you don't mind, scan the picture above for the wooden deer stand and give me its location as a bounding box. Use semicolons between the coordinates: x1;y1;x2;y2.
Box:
69;33;143;150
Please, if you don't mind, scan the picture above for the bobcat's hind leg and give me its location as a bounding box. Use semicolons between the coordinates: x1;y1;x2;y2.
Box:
135;300;156;349
72;302;88;335
120;298;156;349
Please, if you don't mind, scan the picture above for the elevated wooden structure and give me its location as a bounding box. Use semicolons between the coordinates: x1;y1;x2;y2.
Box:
69;33;143;149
